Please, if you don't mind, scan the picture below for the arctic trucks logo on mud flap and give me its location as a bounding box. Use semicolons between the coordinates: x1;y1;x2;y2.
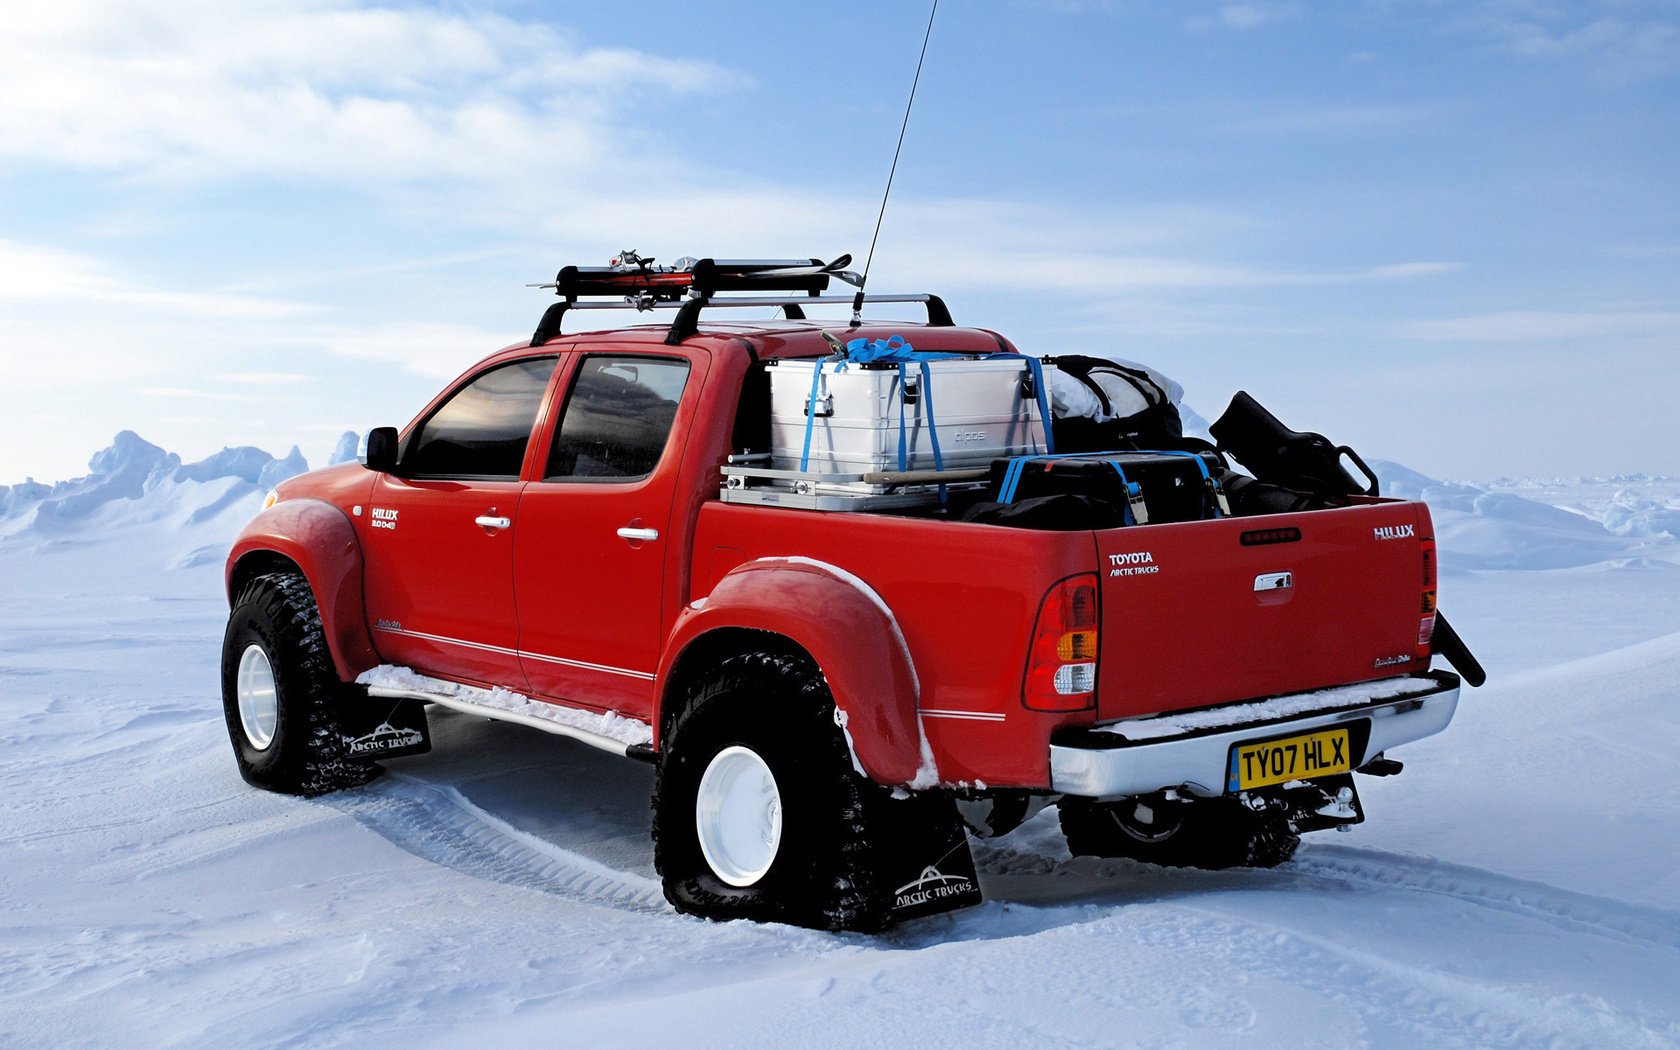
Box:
345;722;425;756
1109;551;1159;577
894;865;976;911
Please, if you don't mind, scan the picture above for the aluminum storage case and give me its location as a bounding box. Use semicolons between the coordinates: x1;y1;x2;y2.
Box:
767;357;1050;474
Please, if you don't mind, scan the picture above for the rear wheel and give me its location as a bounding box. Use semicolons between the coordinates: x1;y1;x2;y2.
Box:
1060;794;1299;870
652;651;893;932
220;571;379;797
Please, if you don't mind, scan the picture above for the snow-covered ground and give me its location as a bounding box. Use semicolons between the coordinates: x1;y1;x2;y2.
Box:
3;437;1679;1048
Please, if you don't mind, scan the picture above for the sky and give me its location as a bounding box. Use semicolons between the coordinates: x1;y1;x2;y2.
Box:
1;0;1677;484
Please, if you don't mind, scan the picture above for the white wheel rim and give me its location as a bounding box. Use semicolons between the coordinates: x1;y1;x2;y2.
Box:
236;644;278;751
695;745;783;887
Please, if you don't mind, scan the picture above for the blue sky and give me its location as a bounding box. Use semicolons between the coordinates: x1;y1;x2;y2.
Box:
2;0;1676;483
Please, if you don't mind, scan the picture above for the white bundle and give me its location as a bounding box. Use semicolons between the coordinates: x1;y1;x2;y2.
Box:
1043;352;1183;422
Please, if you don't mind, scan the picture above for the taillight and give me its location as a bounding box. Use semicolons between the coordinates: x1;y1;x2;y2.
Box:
1417;538;1437;657
1024;574;1099;711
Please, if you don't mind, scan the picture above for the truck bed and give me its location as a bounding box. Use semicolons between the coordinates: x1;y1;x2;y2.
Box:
688;495;1435;788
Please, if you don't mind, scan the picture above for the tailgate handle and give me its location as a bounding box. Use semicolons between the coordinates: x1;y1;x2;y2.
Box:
1254;571;1293;592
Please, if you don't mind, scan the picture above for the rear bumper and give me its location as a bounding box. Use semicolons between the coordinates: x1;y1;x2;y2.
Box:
1049;671;1460;798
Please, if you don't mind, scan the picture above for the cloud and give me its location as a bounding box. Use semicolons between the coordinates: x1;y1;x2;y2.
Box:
318;321;528;379
1368;261;1464;280
1454;1;1680;79
214;372;313;385
1186;3;1300;32
1400;310;1680;342
0;238;311;319
1227;104;1453;135
0;1;746;186
1603;243;1680;259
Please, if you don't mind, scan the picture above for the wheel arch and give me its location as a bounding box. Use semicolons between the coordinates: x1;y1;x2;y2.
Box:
656;559;926;787
226;498;378;684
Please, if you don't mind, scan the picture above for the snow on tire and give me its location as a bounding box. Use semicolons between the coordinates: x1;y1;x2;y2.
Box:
220;571;379;797
652;651;893;932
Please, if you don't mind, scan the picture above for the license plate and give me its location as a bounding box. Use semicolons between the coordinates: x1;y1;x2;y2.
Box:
1227;727;1351;792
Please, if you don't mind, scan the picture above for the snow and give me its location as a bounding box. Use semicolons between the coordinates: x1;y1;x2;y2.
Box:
356;664;653;748
1097;676;1443;740
4;433;1680;1047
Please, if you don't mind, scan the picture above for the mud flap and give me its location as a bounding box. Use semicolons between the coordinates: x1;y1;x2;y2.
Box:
338;695;431;760
877;792;984;921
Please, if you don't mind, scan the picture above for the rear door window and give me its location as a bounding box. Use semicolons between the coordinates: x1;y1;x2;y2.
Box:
545;355;692;480
404;357;558;479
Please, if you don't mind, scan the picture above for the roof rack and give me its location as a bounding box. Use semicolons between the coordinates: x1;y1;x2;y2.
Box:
528;251;953;346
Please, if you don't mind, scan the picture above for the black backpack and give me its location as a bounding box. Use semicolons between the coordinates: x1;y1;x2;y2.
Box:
1051;355;1185;453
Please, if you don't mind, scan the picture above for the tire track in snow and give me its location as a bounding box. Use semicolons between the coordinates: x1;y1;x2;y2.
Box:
1289;844;1680;954
970;835;1680;1044
1141;905;1680;1049
974;832;1680;958
324;771;668;915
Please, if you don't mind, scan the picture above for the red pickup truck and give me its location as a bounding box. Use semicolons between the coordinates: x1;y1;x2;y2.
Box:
221;258;1475;931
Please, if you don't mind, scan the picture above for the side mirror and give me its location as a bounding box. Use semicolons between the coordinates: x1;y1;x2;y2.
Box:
359;427;400;473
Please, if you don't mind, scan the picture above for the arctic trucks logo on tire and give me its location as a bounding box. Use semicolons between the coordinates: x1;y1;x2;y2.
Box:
894;865;976;910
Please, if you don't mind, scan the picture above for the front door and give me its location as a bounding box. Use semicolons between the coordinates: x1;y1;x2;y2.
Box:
361;355;560;689
514;349;705;719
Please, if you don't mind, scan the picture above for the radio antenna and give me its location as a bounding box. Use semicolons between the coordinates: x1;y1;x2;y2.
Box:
854;0;939;324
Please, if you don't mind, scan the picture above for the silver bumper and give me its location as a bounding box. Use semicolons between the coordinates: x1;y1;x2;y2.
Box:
1049;672;1461;799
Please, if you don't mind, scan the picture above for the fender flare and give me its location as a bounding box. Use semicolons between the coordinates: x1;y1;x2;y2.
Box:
657;558;931;788
225;498;378;683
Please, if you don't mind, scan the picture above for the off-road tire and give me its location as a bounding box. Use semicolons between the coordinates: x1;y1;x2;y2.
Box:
220;571;380;797
1060;795;1300;870
652;651;893;932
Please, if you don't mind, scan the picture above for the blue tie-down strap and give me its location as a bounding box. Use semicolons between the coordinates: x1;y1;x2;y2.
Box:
893;360;950;504
844;335;1053;456
996;454;1069;505
996;453;1143;525
1103;461;1145;526
1019;356;1055;455
800;354;842;472
896;361;910;472
1136;449;1228;518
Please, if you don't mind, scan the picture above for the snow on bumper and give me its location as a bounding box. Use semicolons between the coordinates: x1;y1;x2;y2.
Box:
1049;671;1461;798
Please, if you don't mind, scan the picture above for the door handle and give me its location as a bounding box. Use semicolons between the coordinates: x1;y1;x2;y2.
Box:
616;527;659;542
475;515;512;530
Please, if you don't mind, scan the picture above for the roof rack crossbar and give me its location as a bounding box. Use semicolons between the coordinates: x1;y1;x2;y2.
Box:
533;293;953;347
660;294;952;344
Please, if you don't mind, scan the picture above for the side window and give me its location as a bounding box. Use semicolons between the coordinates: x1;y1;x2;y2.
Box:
404;357;557;479
546;355;692;480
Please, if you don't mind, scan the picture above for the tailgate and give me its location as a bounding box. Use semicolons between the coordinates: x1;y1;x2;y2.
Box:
1095;502;1431;722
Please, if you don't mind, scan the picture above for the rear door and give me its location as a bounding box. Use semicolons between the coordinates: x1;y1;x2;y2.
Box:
1095;502;1429;721
361;355;560;689
513;347;707;719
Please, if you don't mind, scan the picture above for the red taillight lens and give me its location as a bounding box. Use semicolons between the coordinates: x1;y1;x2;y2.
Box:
1417;538;1438;658
1024;574;1099;711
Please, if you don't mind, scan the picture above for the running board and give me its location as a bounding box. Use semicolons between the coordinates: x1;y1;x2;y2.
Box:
365;683;656;762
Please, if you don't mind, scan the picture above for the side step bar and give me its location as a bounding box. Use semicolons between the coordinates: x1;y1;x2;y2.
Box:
365;675;656;763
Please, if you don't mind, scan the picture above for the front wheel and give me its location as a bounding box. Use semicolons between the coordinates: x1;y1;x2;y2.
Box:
652;651;893;932
220;571;379;797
